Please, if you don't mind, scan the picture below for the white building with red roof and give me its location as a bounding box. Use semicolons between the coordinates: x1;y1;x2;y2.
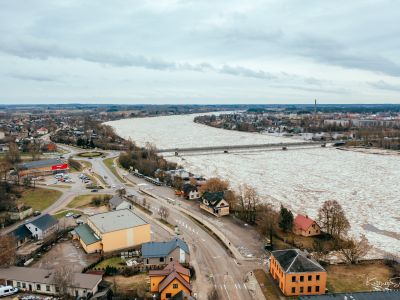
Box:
293;214;321;237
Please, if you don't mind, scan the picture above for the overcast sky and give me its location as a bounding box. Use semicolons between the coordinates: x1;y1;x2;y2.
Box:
0;0;400;104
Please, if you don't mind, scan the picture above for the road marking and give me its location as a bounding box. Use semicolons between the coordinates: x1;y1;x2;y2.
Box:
223;284;231;300
243;284;247;290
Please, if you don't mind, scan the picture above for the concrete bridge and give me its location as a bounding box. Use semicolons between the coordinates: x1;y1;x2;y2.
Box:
157;141;326;154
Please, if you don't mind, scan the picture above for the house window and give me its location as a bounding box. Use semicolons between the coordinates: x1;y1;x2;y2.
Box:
166;293;172;299
300;287;304;293
291;275;296;282
35;228;38;231
308;231;311;234
159;257;164;262
300;275;304;282
170;257;173;262
46;285;50;292
316;275;320;281
55;287;60;293
291;287;296;294
22;283;26;289
17;282;21;288
36;284;41;290
316;286;320;292
173;284;178;289
307;286;312;293
308;275;312;281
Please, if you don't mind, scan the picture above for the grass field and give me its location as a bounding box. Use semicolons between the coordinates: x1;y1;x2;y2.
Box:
103;157;125;183
104;274;150;297
254;269;280;300
77;151;104;158
53;209;82;219
67;194;111;208
326;262;395;293
95;257;125;269
78;160;92;169
19;188;62;211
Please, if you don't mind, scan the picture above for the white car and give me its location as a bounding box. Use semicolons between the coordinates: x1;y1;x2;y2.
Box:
112;184;116;188
65;212;74;217
0;286;18;297
76;219;84;225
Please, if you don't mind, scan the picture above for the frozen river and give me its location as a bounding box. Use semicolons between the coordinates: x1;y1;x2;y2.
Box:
107;114;400;257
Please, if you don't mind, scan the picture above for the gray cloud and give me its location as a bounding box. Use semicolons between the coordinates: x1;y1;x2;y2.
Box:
369;80;400;92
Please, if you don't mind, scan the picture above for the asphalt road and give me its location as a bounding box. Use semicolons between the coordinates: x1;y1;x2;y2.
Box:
3;144;263;300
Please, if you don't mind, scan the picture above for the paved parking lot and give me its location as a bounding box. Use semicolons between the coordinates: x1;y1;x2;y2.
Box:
31;239;100;272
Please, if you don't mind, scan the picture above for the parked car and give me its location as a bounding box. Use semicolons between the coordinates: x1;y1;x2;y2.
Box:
91;189;98;192
0;286;18;297
73;214;82;219
76;219;84;225
33;210;41;216
65;212;74;217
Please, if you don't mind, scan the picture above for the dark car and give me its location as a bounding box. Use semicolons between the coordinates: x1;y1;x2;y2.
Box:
73;214;82;219
33;210;41;216
91;189;98;192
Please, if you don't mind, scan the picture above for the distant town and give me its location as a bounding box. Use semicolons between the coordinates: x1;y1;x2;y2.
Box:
0;104;399;300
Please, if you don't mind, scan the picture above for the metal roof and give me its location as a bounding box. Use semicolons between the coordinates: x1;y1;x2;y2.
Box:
142;238;189;258
0;267;102;290
89;209;147;233
17;158;64;170
29;214;58;231
9;225;31;240
75;223;101;245
272;249;325;273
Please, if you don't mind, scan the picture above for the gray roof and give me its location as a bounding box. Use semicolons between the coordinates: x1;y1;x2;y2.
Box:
29;214;58;231
0;267;102;290
202;191;224;207
142;238;189;258
299;291;400;300
89;209;147;233
75;223;101;245
109;195;127;209
272;249;325;273
17;159;65;170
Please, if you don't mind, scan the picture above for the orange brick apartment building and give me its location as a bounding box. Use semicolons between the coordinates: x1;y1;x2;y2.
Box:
269;249;327;297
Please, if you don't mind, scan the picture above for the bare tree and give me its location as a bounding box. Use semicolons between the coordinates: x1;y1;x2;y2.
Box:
52;265;74;299
237;184;260;224
318;200;350;239
28;141;41;161
117;187;126;198
5;142;21;164
207;286;219;300
338;234;370;264
158;205;170;220
256;203;279;248
0;235;16;267
200;177;229;193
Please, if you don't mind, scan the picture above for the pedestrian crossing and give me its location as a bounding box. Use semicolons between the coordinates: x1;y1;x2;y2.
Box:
175;219;200;235
215;283;248;290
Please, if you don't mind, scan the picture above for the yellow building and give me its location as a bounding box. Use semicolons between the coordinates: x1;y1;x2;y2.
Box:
73;209;151;253
149;261;192;300
269;249;327;297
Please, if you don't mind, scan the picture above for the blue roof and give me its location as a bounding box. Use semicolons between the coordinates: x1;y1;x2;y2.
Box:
30;214;58;230
142;238;189;258
9;225;31;240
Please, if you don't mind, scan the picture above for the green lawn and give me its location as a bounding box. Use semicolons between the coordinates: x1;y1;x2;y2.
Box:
67;194;111;208
103;157;125;183
19;188;62;211
326;262;395;293
77;151;104;158
95;257;125;269
53;209;82;219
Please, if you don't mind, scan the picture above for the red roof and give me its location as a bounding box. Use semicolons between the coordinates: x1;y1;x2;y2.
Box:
294;214;318;231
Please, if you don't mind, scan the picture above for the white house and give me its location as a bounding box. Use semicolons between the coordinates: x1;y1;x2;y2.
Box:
25;214;58;240
36;127;49;135
0;267;102;298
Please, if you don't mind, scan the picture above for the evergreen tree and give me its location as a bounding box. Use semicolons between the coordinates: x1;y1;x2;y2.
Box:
279;205;294;232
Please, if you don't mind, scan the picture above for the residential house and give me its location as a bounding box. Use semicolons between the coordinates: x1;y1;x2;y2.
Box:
293;215;321;237
269;249;327;297
200;191;229;217
142;238;190;266
0;131;5;140
25;214;59;240
7;203;33;221
0;266;102;298
36;127;49;135
108;195;132;211
149;261;192;300
73;209;151;253
8;225;32;247
182;184;200;200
